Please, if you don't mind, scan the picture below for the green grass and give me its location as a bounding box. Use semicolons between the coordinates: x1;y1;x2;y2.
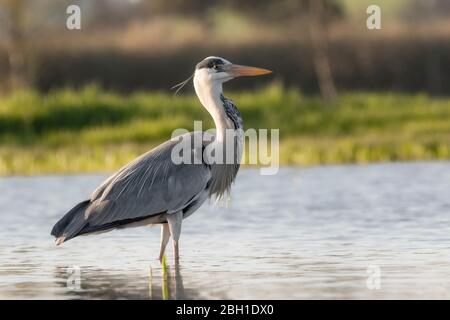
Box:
0;84;449;175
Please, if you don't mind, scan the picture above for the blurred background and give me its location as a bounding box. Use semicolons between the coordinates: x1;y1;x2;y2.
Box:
0;0;449;174
1;1;450;300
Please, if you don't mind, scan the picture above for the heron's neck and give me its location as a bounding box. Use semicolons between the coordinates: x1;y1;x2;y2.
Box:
194;80;234;143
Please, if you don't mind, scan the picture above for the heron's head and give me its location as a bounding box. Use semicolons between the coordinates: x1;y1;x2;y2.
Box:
194;56;272;87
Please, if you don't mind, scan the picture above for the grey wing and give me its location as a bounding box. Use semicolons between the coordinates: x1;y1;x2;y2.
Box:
84;133;211;228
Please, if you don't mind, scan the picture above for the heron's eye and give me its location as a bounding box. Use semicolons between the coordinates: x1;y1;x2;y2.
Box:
212;64;220;70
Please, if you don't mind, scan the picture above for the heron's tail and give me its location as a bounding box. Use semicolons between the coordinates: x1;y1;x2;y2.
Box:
51;200;90;245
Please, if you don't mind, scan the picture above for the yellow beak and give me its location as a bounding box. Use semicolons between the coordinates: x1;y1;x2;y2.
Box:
224;64;272;77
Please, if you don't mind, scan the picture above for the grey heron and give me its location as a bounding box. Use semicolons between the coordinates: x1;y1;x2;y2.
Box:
51;56;271;263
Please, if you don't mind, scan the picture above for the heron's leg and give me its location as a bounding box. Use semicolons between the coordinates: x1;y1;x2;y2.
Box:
167;211;183;263
159;223;170;262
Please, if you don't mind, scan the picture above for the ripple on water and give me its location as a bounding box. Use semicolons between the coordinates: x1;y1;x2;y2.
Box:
0;163;450;299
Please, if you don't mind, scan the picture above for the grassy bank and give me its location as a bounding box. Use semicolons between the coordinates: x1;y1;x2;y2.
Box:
0;84;449;175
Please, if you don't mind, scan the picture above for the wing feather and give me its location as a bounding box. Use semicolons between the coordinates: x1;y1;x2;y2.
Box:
84;132;211;228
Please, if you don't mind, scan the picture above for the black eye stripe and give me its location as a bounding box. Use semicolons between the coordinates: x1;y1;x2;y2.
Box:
208;59;224;68
196;58;225;70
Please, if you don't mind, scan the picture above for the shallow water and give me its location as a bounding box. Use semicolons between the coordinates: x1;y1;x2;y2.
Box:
0;162;449;299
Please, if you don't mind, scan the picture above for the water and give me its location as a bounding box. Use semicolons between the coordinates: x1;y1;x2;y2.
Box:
0;162;449;299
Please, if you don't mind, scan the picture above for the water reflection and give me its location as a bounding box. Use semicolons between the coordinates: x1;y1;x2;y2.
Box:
150;260;185;300
1;164;450;299
52;261;202;300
